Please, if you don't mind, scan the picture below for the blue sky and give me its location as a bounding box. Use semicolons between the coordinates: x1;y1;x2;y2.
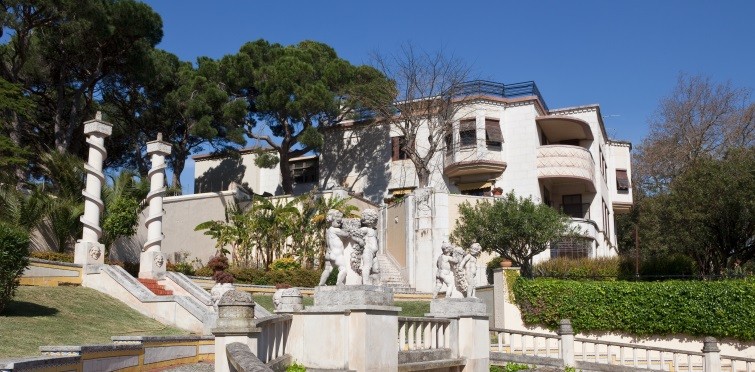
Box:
141;0;755;193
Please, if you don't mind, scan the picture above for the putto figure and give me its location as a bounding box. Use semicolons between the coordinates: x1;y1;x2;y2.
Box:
432;242;458;299
358;208;380;285
459;243;482;298
318;209;350;286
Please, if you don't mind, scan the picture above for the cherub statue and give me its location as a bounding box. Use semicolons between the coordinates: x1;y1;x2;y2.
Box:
359;208;380;285
432;242;458;299
318;209;350;286
459;243;482;298
451;244;468;296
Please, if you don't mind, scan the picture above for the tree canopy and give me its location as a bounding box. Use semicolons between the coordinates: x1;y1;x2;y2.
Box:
451;192;575;277
225;40;395;194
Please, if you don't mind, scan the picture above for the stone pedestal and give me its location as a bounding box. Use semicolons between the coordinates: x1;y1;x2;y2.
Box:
274;287;303;313
74;240;105;267
138;250;167;280
212;290;259;372
427;298;489;372
290;285;400;372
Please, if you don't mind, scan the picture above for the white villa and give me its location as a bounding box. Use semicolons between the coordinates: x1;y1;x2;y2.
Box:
183;80;633;292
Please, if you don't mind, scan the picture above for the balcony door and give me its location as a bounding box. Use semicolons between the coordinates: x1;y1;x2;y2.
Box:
562;194;583;218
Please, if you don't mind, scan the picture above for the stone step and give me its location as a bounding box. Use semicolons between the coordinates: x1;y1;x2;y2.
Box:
137;278;173;296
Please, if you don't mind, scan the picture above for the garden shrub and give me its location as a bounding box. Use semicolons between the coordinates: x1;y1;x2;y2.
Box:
30;251;74;263
533;257;621;279
225;267;321;287
167;261;196;276
513;277;755;341
618;253;698;279
0;223;30;314
270;257;301;271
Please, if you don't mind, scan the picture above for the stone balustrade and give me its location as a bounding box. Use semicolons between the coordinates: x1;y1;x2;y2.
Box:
490;320;754;372
398;316;452;351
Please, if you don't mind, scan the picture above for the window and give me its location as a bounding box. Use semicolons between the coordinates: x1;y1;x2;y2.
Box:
599;148;607;184
291;159;318;184
551;237;591;259
459;119;476;148
562;194;585;218
391;136;409;161
559;139;580;146
602;199;610;236
445;134;453;154
485;119;503;149
616;169;630;190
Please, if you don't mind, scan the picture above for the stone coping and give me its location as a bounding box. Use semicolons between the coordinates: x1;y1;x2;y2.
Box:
0;355;80;369
111;335;214;343
397;357;466;372
304;304;402;313
40;343;142;354
28;257;83;268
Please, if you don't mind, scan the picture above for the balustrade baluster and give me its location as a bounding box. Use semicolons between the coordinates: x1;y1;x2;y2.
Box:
430;322;437;349
686;354;692;372
633;348;638;367
582;342;587;361
399;322;406;349
414;322;421;349
620;346;625;366
645;349;650;369
659;351;665;371
497;332;503;352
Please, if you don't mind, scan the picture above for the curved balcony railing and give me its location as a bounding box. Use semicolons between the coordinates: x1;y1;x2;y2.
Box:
537;145;595;187
443;146;506;179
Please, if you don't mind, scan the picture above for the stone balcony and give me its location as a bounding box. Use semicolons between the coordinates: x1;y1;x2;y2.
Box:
443;146;507;181
537;145;596;192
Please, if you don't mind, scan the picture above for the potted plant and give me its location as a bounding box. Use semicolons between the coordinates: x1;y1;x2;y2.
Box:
208;255;235;307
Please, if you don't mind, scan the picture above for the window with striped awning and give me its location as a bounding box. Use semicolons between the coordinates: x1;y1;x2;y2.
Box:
616;169;630;190
485;119;502;148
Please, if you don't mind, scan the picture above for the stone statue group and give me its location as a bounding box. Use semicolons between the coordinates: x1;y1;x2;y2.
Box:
316;206;483;299
433;242;482;299
318;208;380;286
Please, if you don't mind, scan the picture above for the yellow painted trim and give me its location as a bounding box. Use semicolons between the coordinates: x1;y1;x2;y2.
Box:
19;276;82;287
80;349;141;360
141;354;213;368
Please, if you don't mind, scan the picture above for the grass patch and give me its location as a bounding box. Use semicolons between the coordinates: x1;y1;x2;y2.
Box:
252;295;429;317
0;286;186;358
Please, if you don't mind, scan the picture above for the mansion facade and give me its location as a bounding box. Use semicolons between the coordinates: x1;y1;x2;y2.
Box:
192;80;633;288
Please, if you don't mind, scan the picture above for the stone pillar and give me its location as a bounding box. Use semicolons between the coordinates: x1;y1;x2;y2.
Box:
292;285;400;371
74;112;112;268
428;298;490;372
492;267;522;329
558;319;575;367
702;337;721;372
212;290;259;372
413;188;435;292
138;134;171;279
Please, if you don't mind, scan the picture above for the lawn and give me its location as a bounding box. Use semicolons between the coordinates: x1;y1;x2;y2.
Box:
252;295;430;317
0;286;187;358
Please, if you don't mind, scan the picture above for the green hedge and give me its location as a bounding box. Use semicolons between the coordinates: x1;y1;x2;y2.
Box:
0;224;30;314
513;277;755;341
532;255;699;280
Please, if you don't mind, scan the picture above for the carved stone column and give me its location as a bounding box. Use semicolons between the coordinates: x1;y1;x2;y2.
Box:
74;112;112;267
138;134;171;279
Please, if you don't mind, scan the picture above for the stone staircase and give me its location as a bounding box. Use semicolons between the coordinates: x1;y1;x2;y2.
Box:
376;253;415;293
137;278;174;296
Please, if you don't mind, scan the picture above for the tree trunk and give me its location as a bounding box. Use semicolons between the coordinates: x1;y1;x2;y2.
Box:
9;111;26;186
417;167;430;188
172;155;184;190
280;151;294;194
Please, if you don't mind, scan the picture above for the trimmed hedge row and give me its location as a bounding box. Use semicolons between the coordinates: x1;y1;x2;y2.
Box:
532;255;699;280
513;277;755;341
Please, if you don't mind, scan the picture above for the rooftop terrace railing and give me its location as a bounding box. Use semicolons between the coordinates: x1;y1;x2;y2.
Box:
453;80;549;112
